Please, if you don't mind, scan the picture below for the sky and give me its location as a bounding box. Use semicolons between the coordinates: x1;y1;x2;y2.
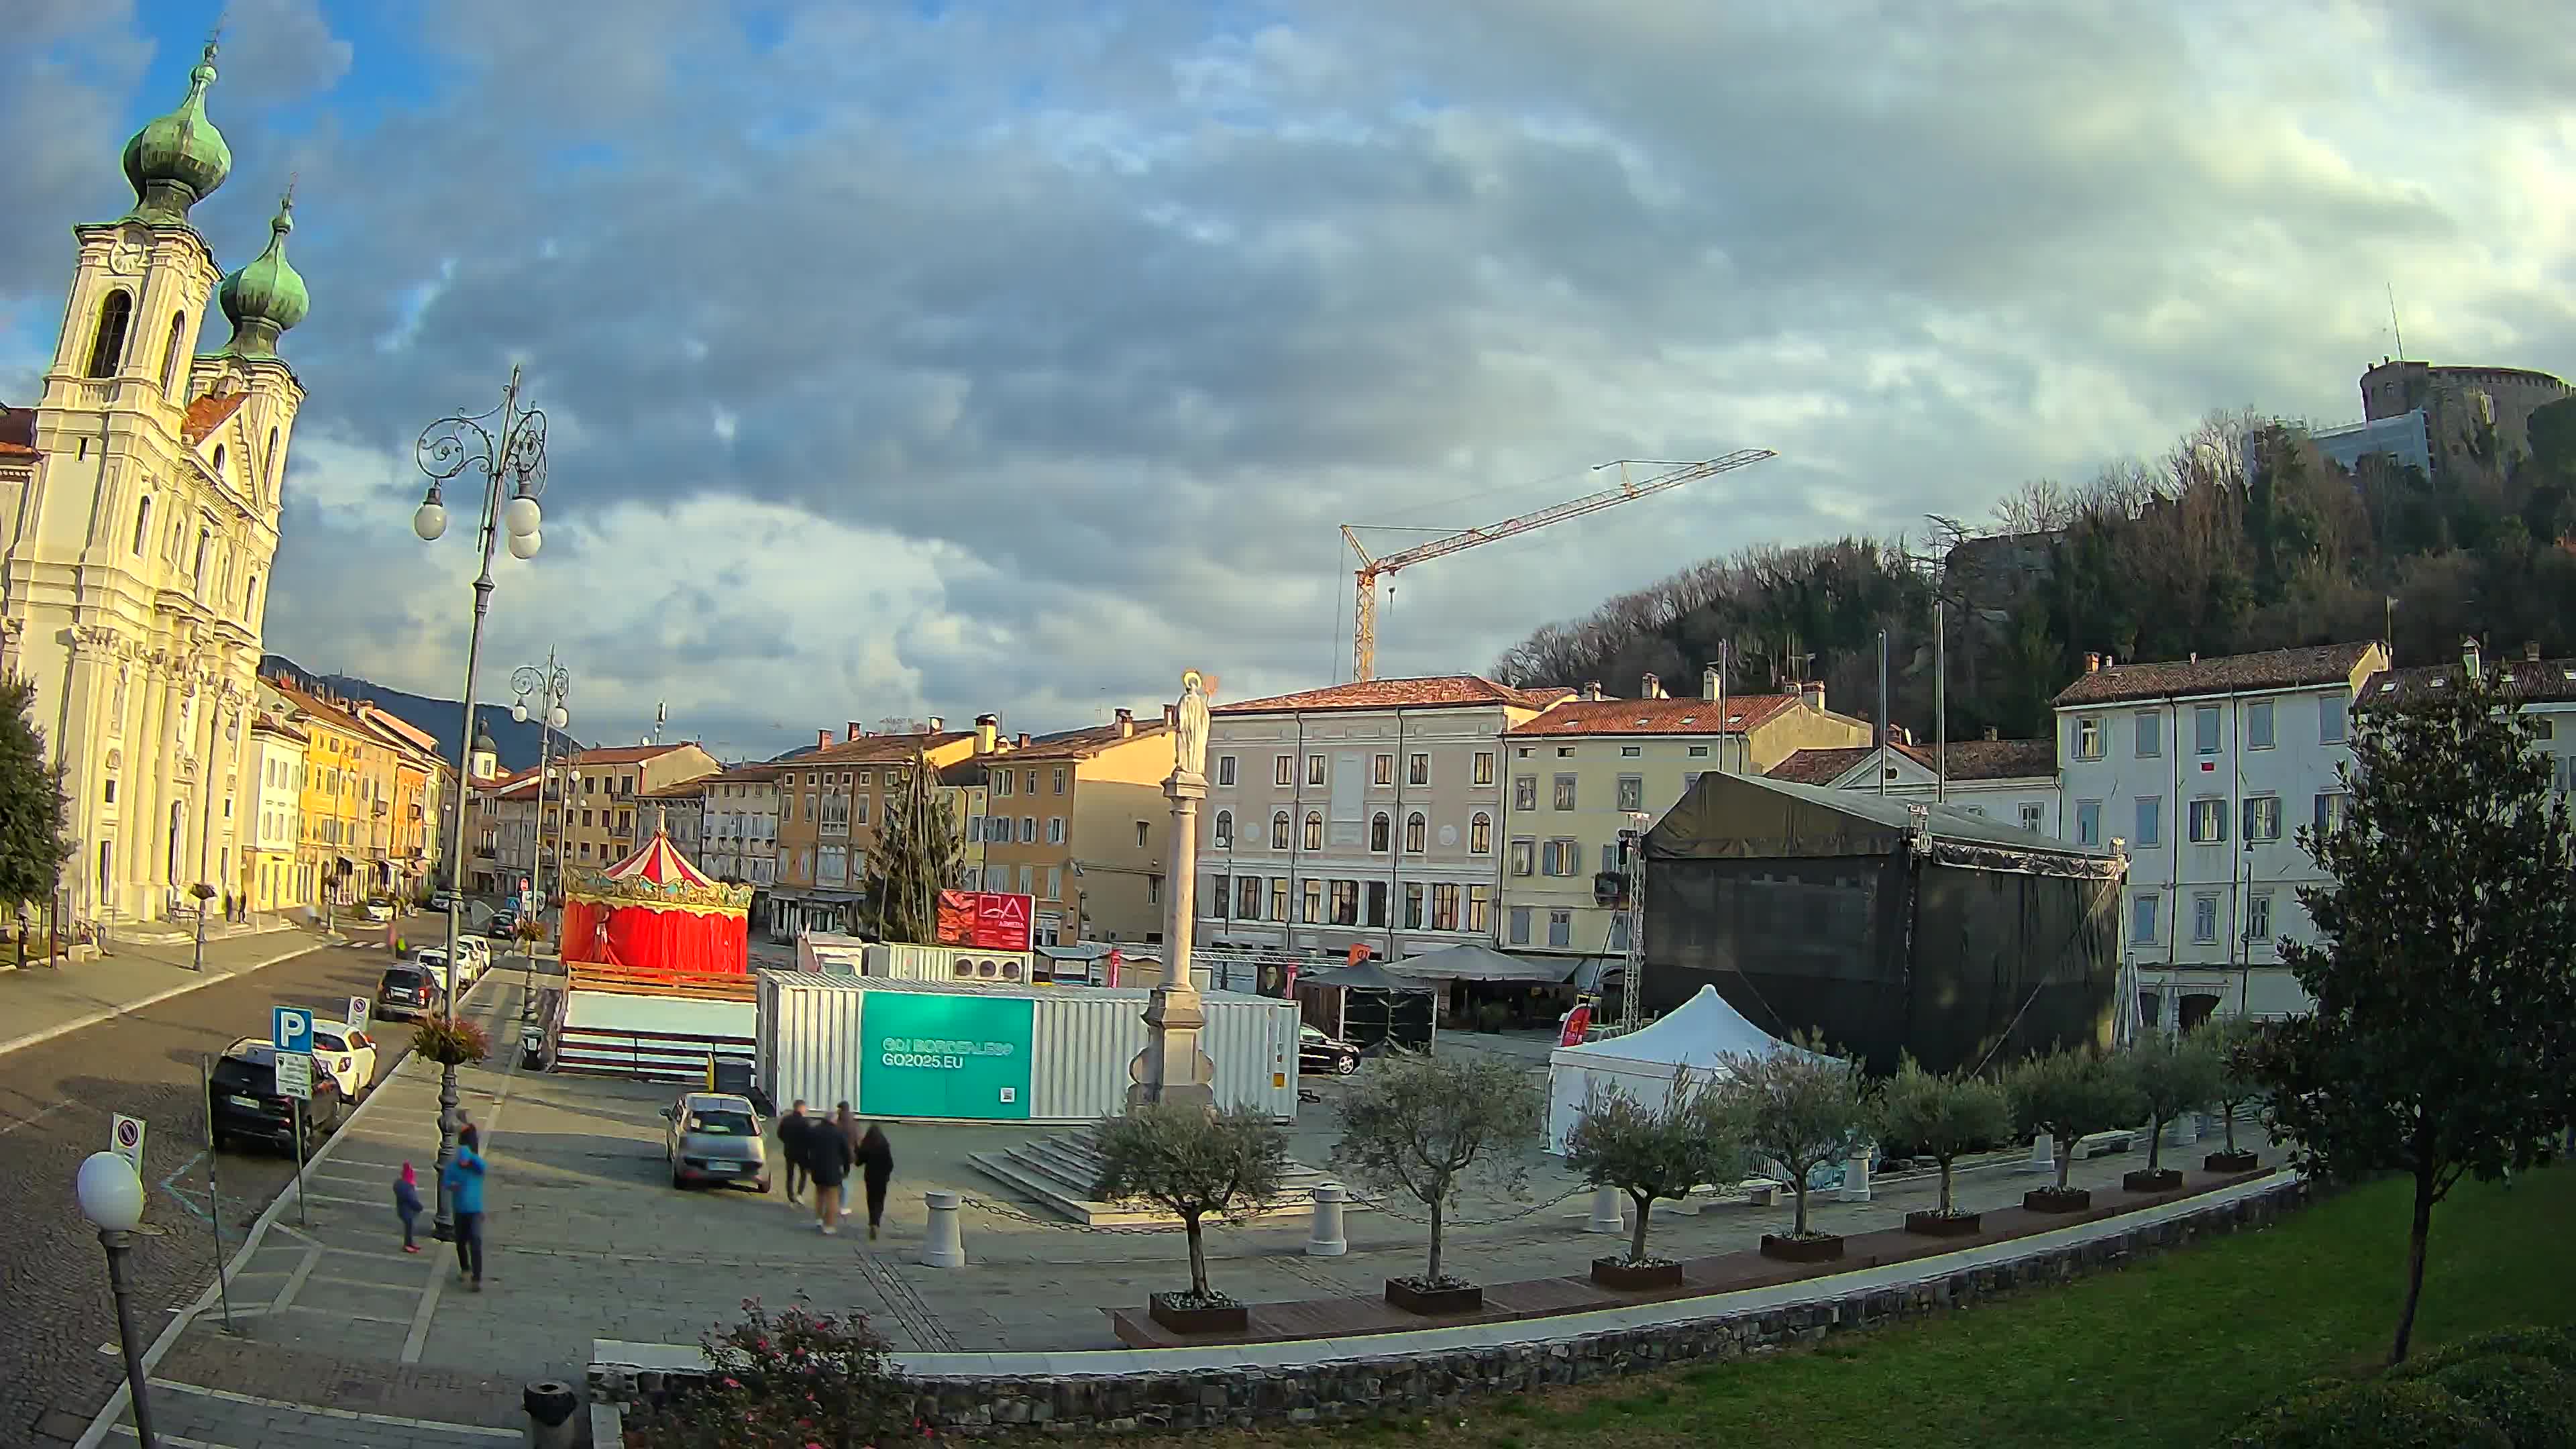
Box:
7;0;2575;760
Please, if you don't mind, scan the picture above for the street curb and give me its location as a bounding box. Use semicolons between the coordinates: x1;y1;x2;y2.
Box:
0;938;335;1061
70;965;525;1449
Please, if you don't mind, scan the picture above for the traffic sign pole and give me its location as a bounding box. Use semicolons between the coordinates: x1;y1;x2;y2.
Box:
197;1055;235;1334
290;1099;307;1229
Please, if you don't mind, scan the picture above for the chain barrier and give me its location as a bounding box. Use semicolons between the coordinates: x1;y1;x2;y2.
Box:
1364;1183;1593;1228
955;1194;1197;1236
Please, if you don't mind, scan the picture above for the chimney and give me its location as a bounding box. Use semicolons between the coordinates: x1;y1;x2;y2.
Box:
1983;724;1999;741
1801;681;1825;713
846;720;864;742
1161;703;1178;729
927;715;945;733
1702;665;1721;701
1115;707;1135;737
1016;732;1031;749
2526;641;2542;663
2462;636;2482;679
975;713;999;754
1581;680;1603;702
1640;672;1664;699
2084;652;2102;674
816;729;832;750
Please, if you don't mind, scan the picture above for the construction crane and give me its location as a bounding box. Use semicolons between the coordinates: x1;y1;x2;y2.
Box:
1342;449;1777;681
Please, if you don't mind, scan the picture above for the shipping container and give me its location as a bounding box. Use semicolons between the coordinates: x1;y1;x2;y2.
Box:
756;973;1300;1124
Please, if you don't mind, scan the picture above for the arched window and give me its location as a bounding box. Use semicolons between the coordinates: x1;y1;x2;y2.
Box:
130;495;152;555
1212;810;1232;849
244;573;258;616
193;525;211;578
1270;811;1290;850
264;427;280;494
211;444;225;478
1302;811;1323;852
1370;812;1390;853
159;311;187;394
87;290;133;378
1470;812;1492;855
1405;812;1427;853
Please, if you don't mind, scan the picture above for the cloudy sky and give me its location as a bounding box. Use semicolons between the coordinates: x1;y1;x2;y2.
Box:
7;1;2573;757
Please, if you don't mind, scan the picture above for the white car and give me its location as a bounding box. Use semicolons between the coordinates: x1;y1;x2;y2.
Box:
414;947;464;994
362;902;394;923
455;935;493;980
307;1024;380;1100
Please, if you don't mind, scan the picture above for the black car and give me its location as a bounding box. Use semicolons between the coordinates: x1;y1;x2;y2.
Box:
376;962;445;1021
209;1040;345;1155
1299;1024;1364;1076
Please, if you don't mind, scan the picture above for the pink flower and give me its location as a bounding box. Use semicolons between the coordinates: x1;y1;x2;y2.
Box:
722;1377;741;1389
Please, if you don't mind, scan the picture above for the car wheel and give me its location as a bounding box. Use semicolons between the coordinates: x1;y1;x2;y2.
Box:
1338;1054;1362;1076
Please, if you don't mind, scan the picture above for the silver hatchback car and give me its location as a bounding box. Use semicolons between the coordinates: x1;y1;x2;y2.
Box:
661;1091;770;1192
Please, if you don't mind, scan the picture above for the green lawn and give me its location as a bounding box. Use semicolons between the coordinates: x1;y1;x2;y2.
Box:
1114;1167;2575;1449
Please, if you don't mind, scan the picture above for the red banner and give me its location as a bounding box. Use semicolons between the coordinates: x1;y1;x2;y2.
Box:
1104;947;1122;988
934;890;1036;951
1558;1004;1593;1047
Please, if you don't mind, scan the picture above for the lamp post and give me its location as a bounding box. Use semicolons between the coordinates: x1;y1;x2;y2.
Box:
511;655;570;1020
413;366;548;1241
78;1150;158;1448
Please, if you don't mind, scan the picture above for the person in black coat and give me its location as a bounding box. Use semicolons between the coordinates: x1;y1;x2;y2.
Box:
856;1123;895;1240
775;1099;812;1203
806;1109;852;1234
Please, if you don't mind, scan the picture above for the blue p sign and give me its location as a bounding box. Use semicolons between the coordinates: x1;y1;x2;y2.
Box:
272;1006;313;1055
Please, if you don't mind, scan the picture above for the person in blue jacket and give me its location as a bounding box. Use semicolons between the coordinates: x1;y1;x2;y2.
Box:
443;1125;488;1291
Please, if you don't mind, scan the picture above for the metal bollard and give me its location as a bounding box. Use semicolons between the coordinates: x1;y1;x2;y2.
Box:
1839;1148;1873;1203
522;1381;579;1449
2019;1132;2055;1175
1306;1183;1348;1256
919;1189;966;1269
1585;1185;1625;1234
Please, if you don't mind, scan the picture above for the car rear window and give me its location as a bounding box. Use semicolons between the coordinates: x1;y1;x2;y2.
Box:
382;967;428;987
686;1110;757;1136
211;1057;274;1093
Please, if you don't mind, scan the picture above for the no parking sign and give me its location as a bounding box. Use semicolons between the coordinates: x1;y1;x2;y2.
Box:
110;1113;146;1178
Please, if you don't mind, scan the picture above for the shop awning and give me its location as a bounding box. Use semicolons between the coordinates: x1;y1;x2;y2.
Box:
1385;943;1580;985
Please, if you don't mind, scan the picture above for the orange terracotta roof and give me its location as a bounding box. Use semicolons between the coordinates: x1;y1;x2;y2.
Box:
0;441;37;460
1510;694;1799;737
788;732;971;767
2365;654;2576;706
1;405;40;459
181;392;247;445
704;761;788;784
1216;676;1571;715
1770;737;2057;786
269;681;368;736
1003;720;1170;761
2052;643;2377;707
639;779;710;799
250;712;308;742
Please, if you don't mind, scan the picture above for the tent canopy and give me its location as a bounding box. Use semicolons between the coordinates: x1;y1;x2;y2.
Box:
1388;943;1577;985
1543;984;1819;1151
1309;959;1439;993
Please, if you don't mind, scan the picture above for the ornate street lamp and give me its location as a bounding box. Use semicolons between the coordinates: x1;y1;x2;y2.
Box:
511;652;572;1018
78;1150;158;1447
413;366;547;1241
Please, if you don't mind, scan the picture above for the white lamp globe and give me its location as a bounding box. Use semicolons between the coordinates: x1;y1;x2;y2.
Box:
501;494;542;538
506;529;541;561
76;1151;145;1232
412;499;449;542
512;700;529;723
548;705;569;730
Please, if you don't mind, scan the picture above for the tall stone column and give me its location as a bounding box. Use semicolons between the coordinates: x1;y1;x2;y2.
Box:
1128;671;1216;1114
128;657;174;918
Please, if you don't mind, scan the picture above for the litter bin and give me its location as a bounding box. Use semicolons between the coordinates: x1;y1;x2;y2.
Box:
523;1380;580;1448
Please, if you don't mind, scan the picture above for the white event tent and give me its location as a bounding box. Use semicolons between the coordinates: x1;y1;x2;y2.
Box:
1544;985;1817;1152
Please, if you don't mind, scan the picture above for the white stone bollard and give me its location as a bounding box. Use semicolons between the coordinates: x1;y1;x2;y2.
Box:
1586;1185;1625;1234
2161;1112;2200;1148
2019;1133;2056;1175
918;1189;967;1269
1306;1183;1349;1257
1839;1148;1873;1202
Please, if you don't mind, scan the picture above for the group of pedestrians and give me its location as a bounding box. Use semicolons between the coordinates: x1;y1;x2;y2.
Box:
390;1121;490;1291
775;1099;895;1238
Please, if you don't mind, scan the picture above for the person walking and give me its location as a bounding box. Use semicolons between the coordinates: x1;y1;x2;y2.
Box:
394;1163;423;1254
856;1122;895;1241
443;1124;488;1290
807;1110;851;1235
775;1099;812;1204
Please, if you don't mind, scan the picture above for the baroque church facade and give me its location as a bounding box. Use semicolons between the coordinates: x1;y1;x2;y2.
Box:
0;42;310;924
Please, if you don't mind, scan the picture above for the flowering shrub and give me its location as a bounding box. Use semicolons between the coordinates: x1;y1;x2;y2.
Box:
631;1297;922;1448
411;1016;489;1066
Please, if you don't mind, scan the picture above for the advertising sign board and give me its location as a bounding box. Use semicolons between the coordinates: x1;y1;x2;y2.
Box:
858;991;1035;1120
934;890;1036;952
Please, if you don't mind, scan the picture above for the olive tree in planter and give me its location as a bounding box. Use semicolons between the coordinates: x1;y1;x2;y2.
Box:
1562;1068;1748;1289
2004;1047;2141;1213
2119;1029;2223;1191
1089;1102;1289;1335
2196;1016;2265;1173
1870;1055;2011;1237
1332;1051;1542;1315
1722;1040;1867;1263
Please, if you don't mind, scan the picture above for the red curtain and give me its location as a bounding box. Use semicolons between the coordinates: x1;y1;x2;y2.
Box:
602;905;747;975
562;898;611;965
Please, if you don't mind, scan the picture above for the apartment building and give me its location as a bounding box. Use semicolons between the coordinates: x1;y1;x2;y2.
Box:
243;711;306;913
266;682;388;906
639;778;706;855
975;710;1172;946
2364;637;2576;790
353;702;448;894
1195;676;1570;961
1770;731;2061;835
695;761;786;898
771;721;983;938
935;756;994;895
1501;674;1872;965
558;742;722;874
467;766;545;899
2053;641;2389;1026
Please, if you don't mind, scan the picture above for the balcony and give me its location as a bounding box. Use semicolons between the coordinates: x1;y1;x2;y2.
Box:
610;824;634;841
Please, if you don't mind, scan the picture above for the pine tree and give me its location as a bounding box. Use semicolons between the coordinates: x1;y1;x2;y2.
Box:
0;675;74;915
861;749;959;944
2253;658;2576;1364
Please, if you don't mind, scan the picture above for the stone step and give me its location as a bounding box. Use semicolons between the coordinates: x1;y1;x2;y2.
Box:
968;1132;1366;1228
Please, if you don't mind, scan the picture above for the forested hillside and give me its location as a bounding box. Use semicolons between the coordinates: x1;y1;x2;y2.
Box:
1491;403;2576;741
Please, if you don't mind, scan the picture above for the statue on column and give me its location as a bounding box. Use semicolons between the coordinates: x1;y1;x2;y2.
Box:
1173;669;1210;782
1130;669;1217;1113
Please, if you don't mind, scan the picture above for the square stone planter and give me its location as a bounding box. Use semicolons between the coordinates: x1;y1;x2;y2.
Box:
1146;1293;1248;1336
1590;1256;1685;1291
1904;1209;1983;1237
1759;1232;1845;1264
2203;1150;2261;1173
1385;1277;1484;1316
2023;1187;2092;1214
2123;1168;2184;1193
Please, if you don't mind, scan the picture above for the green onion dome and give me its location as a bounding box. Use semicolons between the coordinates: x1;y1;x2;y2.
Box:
216;193;309;359
121;42;231;225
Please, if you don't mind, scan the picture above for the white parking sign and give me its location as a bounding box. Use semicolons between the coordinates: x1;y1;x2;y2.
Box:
275;1051;313;1102
110;1113;146;1177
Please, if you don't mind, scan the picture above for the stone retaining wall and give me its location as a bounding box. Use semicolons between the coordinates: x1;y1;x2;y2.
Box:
597;1177;2308;1437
